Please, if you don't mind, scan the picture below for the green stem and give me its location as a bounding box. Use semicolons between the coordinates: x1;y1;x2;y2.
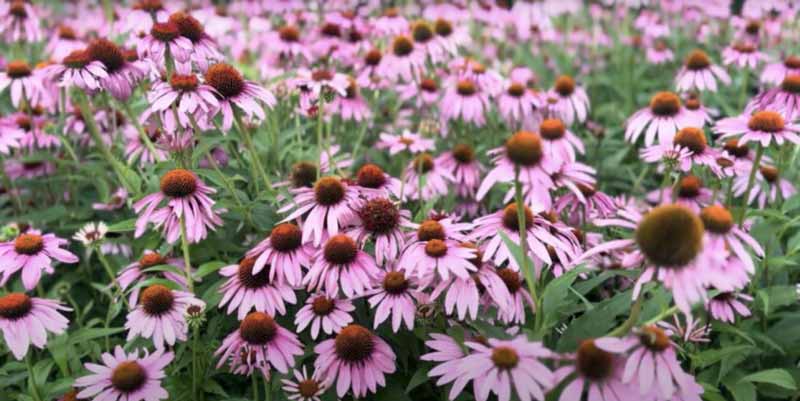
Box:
738;144;764;225
263;374;271;401
513;167;539;330
120;101;159;158
26;353;43;401
644;305;679;326
179;216;194;293
96;250;130;309
192;325;199;400
252;374;259;401
608;294;643;336
234;114;272;193
315;97;325;180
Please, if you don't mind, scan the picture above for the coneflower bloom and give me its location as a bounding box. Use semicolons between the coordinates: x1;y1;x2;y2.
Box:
0;60;47;108
398;76;439;106
625;91;698;146
0;1;42;43
348;197;410;265
0;120;23;154
218;256;297;319
647;175;713;212
373;8;409;36
168;11;222;70
204;63;276;130
450;59;504;96
675;49;731;92
125;284;204;349
271;25;310;62
87;38;146;101
295;294;354;339
554;184;617;223
398;231;476;281
457;337;554;401
280;176;359;246
714;110;800;146
547;75;590;125
46;25;84;62
658;314;710;344
477;131;558;210
683;93;716;127
422;333;470;399
608;326;704;401
553;339;636;401
750;74;800;120
352;163;403;200
2;113;59;151
41;49;107;91
722;42;768;70
118;250;188;307
304;234;380;298
118;0;170;35
215;311;303;376
376;130;435;155
404;153;455;201
0;230;78;290
143;68;219;132
646;40;674;65
245;223;314;287
356;48;389;89
291;68;349;110
382;35;425;82
74;346;173;401
539;118;585;163
734;165;796;208
700;205;763;279
706;292;752;323
497;80;543;127
760;55;800;85
367;269;420;331
137;21;193;66
409;20;447;63
440;77;490;127
124;123;168;166
327;78;371;122
582;204;714;313
0;293;70;360
314;324;397;398
437;144;481;198
498;267;536;324
640;127;719;173
281;366;329;401
133;168;223;244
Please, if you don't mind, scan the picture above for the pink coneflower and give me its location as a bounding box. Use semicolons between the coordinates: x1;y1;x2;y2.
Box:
700;204;763;279
137;21;193;66
499;267;536;324
93;187;128;211
0;60;47;108
124;123;168;166
372;8;409;36
409;20;447;63
292;68;349;110
734;165;796;208
295;294;354;339
0;230;78;290
204;63;276;130
477;131;558;210
750;74;800;120
640;127;719;173
1;113;59;151
0;119;23;154
117;250;189;307
4;159;54;179
280;176;359;246
143;69;219;132
366;269;419;331
497;80;543;127
356;48;389;89
245;223;314;287
75;346;173;401
348;197;410;265
118;0;170;35
133;168;223;244
304;234;380;298
42;49;107;92
440;78;490;127
722;42;767;70
382;35;425;82
554;184;617;223
46;25;84;62
87;39;146;101
404;153;455;201
352;164;403;200
683;93;716;127
658;314;710;344
0;1;42;43
608;326;704;400
647;175;712;212
281;366;329;401
715;110;800;146
675;49;731;92
437;144;481;198
539;118;585;163
398;232;476;281
432;18;469;55
314;324;397;398
625;91;699;145
554;339;635;401
0;293;69;360
422;333;470;399
125;284;203;349
706;292;752;322
218;256;297;319
458;336;554;401
377;130;435;155
271;25;310;62
760;55;800;85
546;75;590;125
646;40;674;65
169;11;222;70
398;76;440;106
215;311;303;376
582;204;715;313
327;78;371;122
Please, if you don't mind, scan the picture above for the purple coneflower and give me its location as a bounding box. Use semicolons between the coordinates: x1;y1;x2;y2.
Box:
377;130;435;155
215;311;303;376
352;163;403;200
398;234;476;281
348;197;410;265
169;11;222;70
734;165;796;208
675;49;731;92
714;110;800;146
404;153;455;201
42;49;107;92
760;55;800;85
304;234;380;298
706;292;752;323
143;68;219;132
438;143;481;198
640;127;718;173
625;91;699;145
281;366;329;401
117;250;188;307
295;294;354;340
440;77;490;127
75;346;173;401
0;1;42;43
0;230;78;290
539;117;585;163
366;269;419;332
138;21;193;66
279;176;359;246
218;256;297;319
0;60;47;108
546;75;590;125
314;324;396;398
497;80;543;127
496;268;535;325
133;168;223;244
722;42;767;70
245;223;314;287
750;74;800;120
125;284;203;349
553;339;636;401
87;39;146;101
204;63;276;130
0;293;69;360
124;123;168;166
422;333;470;399
327;78;371;122
382;35;424;82
271;25;310;62
700;204;763;280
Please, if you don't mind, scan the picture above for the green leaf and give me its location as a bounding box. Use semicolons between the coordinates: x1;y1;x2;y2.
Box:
740;369;797;390
194;261;226;280
405;365;430;393
69;327;126;345
540;268;580;330
727;381;756;401
498;231;531;274
692;345;755;369
106;218;137;232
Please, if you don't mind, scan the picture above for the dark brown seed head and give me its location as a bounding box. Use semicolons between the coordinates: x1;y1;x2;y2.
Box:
452;143;475;163
270;223;302;252
139;284;174;316
497;268;521;293
160;169;197;198
237;257;270;289
576;340;614;380
491;346;520;369
674;127;707;154
759;165;779;183
502;203;534;231
6;60;32;78
784;55;800;69
434;18;453;37
279;25;300;42
382;271;409;294
505;131;543;166
139;252;166;268
239;312;278;345
0;293;33;320
364;49;382;66
417;220;445;241
391;36;414;57
314;176;346;206
111;361;148;393
780;74;800;94
635;205;704;267
723;139;749;158
298;379;320;397
554;75;575;96
413;153;435;174
320;22;341;38
88;38;125;73
424;239;448;258
334;324;375;363
311;295;335;315
359;198;400;235
168;11;205;42
204;63;245;99
685;49;711;70
507;82;525;97
456;79;477;96
63;50;92;69
169;74;199;91
649;92;681;117
14;233;43;255
323;234;358;265
638;325;671;352
678;175;702;198
420;78;438;92
356;164;386;188
412;21;434;43
539;118;566;141
700;205;733;234
747;111;785;133
150;22;180;42
290;161;318;188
